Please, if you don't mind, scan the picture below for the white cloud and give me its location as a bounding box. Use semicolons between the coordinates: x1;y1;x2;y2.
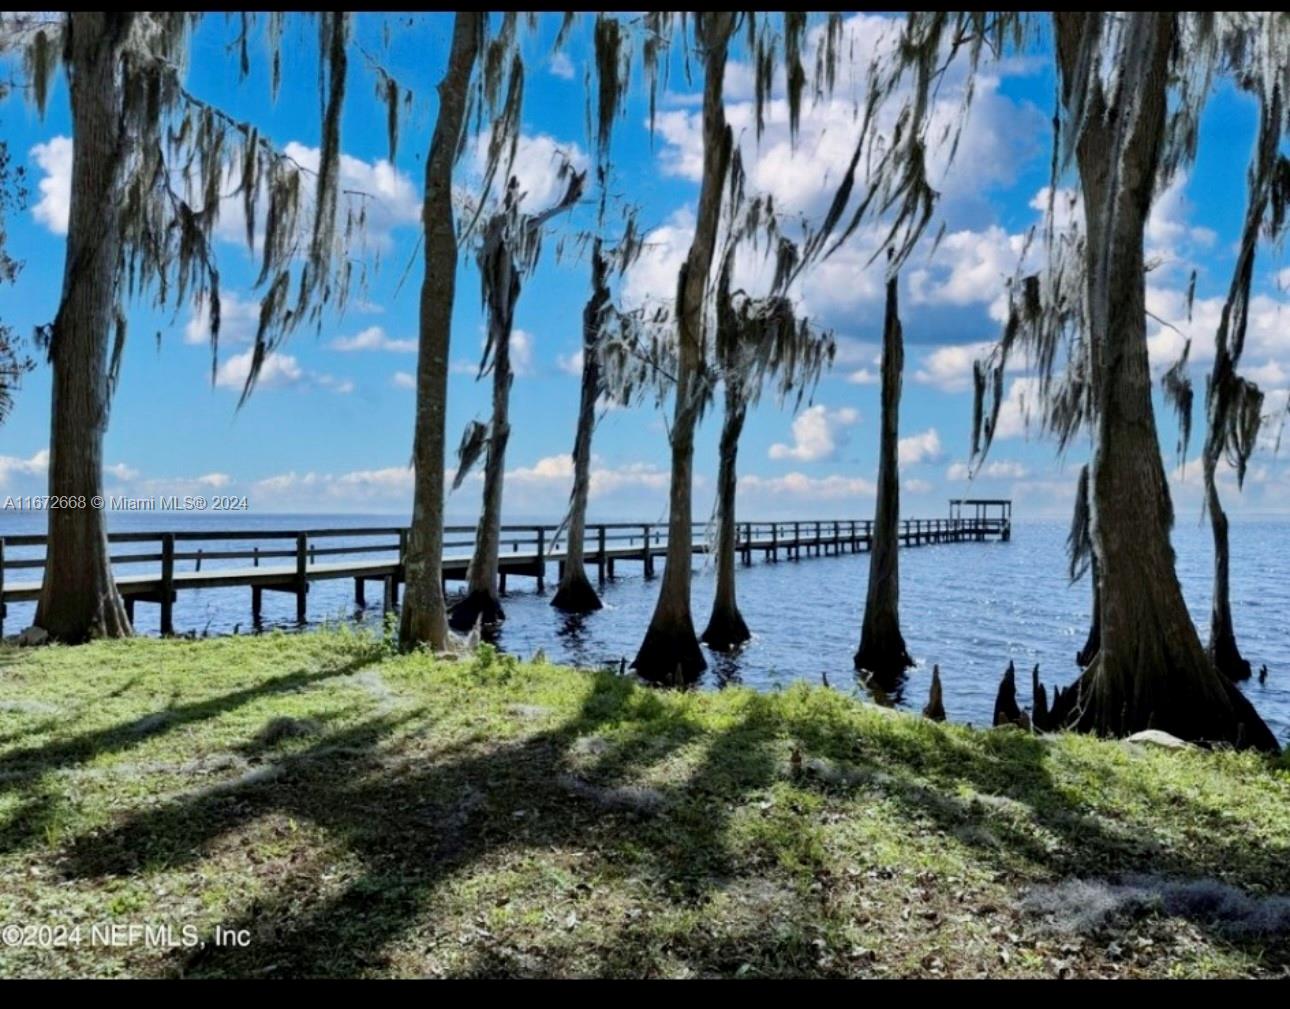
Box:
549;51;575;80
913;341;995;393
212;347;355;396
0;449;50;487
623;208;694;308
769;404;859;462
30;136;72;235
557;349;585;376
247;454;671;513
316;374;355;395
656;15;1045;222
105;462;140;481
215;349;304;391
392;371;416;390
184;290;262;346
907;225;1026;320
903;478;933;494
469;131;590;213
281;142;420;251
740;471;877;500
329;325;416;353
1146;173;1217;268
845;367;878;385
897;428;941;466
992;377;1042;441
946;459;1028;481
510;329;535;377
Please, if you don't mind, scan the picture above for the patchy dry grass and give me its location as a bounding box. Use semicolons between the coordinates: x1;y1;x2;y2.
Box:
1;628;1289;978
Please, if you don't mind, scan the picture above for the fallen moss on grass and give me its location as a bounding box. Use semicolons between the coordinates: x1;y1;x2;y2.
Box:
1;629;1288;978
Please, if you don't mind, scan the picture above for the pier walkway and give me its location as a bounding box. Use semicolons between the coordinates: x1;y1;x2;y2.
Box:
2;502;1011;635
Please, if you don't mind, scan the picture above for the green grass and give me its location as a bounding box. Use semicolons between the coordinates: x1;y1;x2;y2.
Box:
1;628;1288;978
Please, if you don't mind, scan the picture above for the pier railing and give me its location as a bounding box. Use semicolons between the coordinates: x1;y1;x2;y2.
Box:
1;513;1010;635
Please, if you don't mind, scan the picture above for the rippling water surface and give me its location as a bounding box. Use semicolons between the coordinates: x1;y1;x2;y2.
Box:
3;513;1287;743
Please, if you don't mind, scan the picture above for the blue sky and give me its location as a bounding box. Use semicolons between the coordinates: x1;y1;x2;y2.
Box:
2;13;1288;522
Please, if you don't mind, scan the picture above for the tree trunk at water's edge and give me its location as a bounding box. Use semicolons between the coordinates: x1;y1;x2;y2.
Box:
400;13;481;652
1048;12;1275;750
701;390;750;651
1204;428;1251;680
854;273;913;687
1076;555;1102;668
632;13;735;684
450;255;516;632
35;13;135;642
552;241;609;614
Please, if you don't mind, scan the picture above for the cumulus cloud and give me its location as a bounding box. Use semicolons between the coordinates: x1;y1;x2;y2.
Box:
469;131;590;213
769;405;859;462
214;349;352;396
623;208;694;308
557;349;584;376
992;377;1042;441
549;51;575;80
907;224;1025;321
329;326;416;353
105;462;140;481
215;349;304;391
30;136;72;235
740;471;877;500
247;454;671;514
392;371;416;390
897;428;942;466
184;290;262;346
946;459;1028;481
0;449;50;487
278;142;420;251
913;341;995;393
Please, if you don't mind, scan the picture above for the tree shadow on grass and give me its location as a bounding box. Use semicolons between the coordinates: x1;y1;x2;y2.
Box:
0;650;383;853
45;670;1290;977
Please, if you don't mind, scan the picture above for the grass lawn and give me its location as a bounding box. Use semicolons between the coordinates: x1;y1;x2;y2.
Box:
2;627;1289;978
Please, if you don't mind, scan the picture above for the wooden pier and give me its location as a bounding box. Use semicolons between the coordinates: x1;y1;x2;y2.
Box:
1;501;1011;635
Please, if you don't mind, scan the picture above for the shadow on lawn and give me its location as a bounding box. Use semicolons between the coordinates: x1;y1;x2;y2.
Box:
0;651;382;853
36;667;1290;977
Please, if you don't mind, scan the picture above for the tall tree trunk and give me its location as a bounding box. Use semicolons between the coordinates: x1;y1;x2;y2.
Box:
34;13;134;643
552;241;609;614
400;13;481;652
854;274;912;686
1076;555;1101;667
1197;76;1281;684
1050;12;1275;750
1204;453;1250;679
701;388;750;651
451;261;516;631
632;13;735;684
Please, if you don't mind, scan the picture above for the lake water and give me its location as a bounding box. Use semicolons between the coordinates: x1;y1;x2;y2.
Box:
3;512;1288;744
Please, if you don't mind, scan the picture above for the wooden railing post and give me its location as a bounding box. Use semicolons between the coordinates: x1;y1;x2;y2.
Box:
597;525;606;583
770;522;778;561
642;524;654;578
253;545;260;567
160;534;175;636
0;537;6;637
295;533;308;624
195;548;203;573
536;526;546;593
